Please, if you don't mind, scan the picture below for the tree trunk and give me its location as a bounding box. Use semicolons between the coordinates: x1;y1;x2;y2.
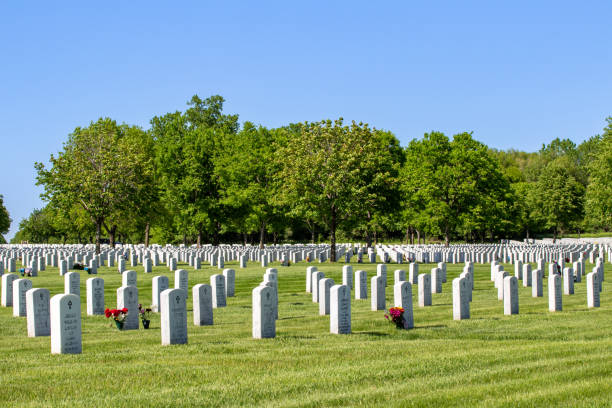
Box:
243;232;248;246
145;222;151;248
212;222;220;246
373;230;378;246
526;229;530;240
311;229;315;244
330;206;337;262
404;227;410;244
259;223;265;249
444;225;450;247
108;225;117;248
95;219;102;254
197;229;202;248
273;231;278;245
416;229;421;245
366;231;373;248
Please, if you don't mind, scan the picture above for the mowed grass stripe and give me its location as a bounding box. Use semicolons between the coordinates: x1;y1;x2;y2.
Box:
0;259;610;407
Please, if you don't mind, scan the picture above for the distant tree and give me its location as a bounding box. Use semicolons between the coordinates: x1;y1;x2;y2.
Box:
11;207;57;243
531;161;585;240
584;118;612;231
216;123;283;248
151;95;239;246
277;119;395;261
401;132;511;245
0;195;11;243
35;118;149;253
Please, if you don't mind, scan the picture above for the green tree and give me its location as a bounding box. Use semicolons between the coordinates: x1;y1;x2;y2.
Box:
584;117;612;231
151;95;238;246
277;119;395;261
35;118;149;253
401;132;511;245
0;195;11;243
531;161;585;240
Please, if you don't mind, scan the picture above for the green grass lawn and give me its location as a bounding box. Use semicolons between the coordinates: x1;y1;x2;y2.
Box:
0;258;610;407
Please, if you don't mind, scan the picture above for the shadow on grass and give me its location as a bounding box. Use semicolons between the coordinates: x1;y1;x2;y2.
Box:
353;331;390;337
278;315;307;320
414;324;447;329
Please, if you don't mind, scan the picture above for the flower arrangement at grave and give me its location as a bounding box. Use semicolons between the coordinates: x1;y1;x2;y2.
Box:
105;308;128;330
384;307;405;329
138;304;152;329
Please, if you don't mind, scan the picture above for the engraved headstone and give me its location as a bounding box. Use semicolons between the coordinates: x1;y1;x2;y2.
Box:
312;271;324;302
13;278;32;317
532;269;543;297
548;274;562;312
586;272;600;308
193;284;213;325
223;268;235;297
371;275;386;311
160;288;188;345
342;265;353;289
86;277;105;315
175;269;188;298
394;269;406;285
452;277;470;320
306;266;317;293
503;276;519;315
65;272;80;297
1;273;18;306
252;285;275;338
318;278;335;315
418;274;432;307
394;281;414;329
563;268;574;295
26;288;50;337
122;270;137;287
409;262;419;284
50;294;82;354
211;274;227;308
330;284;351;334
354;270;367;300
117;286;139;330
152;275;169;312
431;268;442;294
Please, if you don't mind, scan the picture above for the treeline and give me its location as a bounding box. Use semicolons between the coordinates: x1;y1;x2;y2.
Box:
11;95;612;258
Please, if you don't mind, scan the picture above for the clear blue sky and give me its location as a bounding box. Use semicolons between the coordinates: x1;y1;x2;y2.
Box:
1;1;611;240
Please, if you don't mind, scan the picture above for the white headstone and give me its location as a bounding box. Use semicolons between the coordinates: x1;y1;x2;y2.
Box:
354;270;367;300
65;272;80;297
1;273;18;307
312;271;324;302
252;285;275;338
318;278;335;315
330;284;351;334
175;269;188;298
152;275;169;312
394;269;406;285
193;284;213;326
342;265;353;289
563;268;574;295
503;276;519;315
122;270;137;287
371;275;386;311
117;286;139;330
394;281;414;329
160;288;188;345
50;293;82;354
26;288;50;337
211;274;226;308
452;277;470;320
409;262;419;284
548;274;562;312
532;269;543;297
418;274;432;307
586;272;600;308
431;268;442;294
223;268;235;297
12;278;32;317
86;277;105;315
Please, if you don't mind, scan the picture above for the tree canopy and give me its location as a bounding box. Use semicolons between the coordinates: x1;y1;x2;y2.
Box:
14;95;610;253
